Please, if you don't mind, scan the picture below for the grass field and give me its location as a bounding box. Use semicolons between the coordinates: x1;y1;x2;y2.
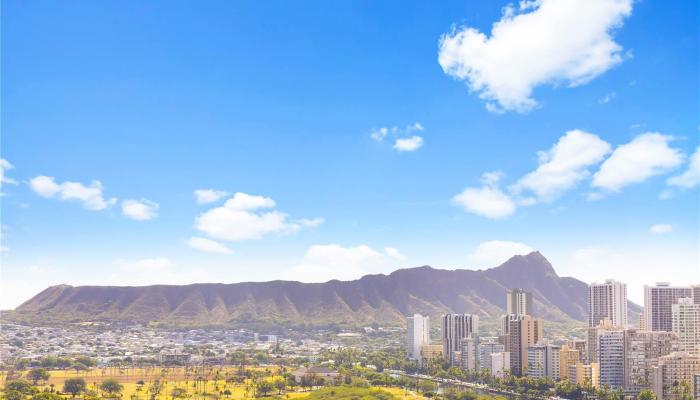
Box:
0;368;427;400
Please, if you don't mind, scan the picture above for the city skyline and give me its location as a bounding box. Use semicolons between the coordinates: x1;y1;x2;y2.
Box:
2;0;699;309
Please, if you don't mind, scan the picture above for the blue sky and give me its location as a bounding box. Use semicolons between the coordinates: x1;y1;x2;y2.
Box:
1;0;698;308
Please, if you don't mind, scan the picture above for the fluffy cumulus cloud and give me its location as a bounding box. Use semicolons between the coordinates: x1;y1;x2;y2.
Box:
121;199;159;221
667;145;700;189
115;257;174;272
468;240;534;267
29;175;116;210
513;130;611;201
438;0;632;112
394;136;424;152
0;159;17;191
453;172;516;219
649;224;673;234
195;192;322;242
194;189;229;204
453;130;686;219
186;236;233;254
287;244;403;282
592;133;684;191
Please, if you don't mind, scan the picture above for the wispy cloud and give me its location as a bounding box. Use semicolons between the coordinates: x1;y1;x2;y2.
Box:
0;159;18;193
122;199;159;221
194;189;229;204
187;237;233;254
667;145;700;189
371;122;425;152
649;224;673;234
29;175;117;210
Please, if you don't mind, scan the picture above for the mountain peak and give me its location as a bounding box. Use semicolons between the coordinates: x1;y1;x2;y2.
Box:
494;251;557;277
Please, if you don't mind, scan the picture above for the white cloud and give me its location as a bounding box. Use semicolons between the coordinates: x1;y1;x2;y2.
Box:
0;159;17;190
371;123;425;151
121;199;159;221
287;244;401;282
371;127;393;142
384;246;404;259
598;92;616;104
195;192;320;241
649;224;673;234
407;122;425;133
225;192;276;210
438;0;632;112
513;130;611;201
115;257;174;272
453;172;516;219
667;145;700;189
592;133;684;191
194;189;229;204
297;217;325;228
186;236;233;254
29;175;117;210
394;136;424;152
468;240;534;267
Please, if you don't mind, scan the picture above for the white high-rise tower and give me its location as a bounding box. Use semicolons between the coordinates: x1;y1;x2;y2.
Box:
406;314;430;360
588;279;628;328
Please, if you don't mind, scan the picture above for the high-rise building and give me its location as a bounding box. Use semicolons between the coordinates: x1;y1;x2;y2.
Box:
587;318;617;364
651;352;700;400
490;352;510;378
639;312;647;331
527;341;561;380
568;363;599;388
645;283;693;332
599;330;625;389
478;337;504;372
507;288;532;316
406;314;430;360
672;297;700;355
623;329;677;396
589;280;628;328
559;344;581;380
504;314;543;376
461;335;478;372
442;313;478;365
693;285;700;305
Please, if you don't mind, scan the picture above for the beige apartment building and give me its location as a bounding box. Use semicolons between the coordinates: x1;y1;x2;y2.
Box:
651;352;700;400
504;314;543;376
623;329;677;396
672;298;700;355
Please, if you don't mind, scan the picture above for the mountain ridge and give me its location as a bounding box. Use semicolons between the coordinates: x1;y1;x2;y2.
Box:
5;252;641;330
